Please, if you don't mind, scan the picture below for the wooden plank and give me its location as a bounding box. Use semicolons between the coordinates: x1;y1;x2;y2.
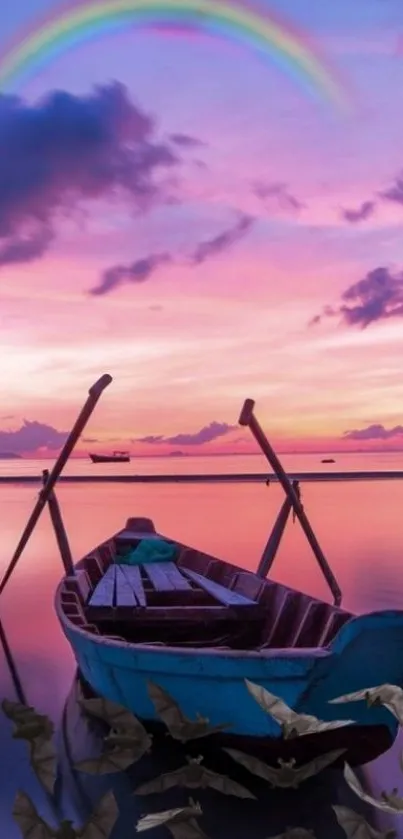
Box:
87;565;116;608
118;564;146;606
180;567;256;606
144;562;176;591
115;566;138;607
163;563;192;590
144;562;192;592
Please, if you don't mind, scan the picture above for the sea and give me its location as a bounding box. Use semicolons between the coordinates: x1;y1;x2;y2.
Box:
1;451;403;838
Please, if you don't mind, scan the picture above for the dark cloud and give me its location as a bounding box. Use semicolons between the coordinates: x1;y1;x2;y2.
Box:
379;175;403;205
136;421;235;446
0;420;68;453
89;252;171;296
91;213;254;295
343;424;403;441
169;133;205;148
190;214;254;265
342;200;375;223
0;82;178;267
253;181;303;213
310;266;403;328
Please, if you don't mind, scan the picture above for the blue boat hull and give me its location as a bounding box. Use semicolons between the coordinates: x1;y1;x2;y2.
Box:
59;607;403;764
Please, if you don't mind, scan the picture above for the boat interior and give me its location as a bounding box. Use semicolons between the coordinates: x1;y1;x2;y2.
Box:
57;517;353;651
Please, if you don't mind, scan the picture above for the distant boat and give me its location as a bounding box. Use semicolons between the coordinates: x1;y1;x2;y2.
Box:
321;458;335;464
89;451;130;463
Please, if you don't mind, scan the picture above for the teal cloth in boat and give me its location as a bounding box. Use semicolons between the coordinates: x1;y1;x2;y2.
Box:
117;538;178;565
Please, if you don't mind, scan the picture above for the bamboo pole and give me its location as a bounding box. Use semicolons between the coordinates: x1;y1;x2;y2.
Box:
257;481;300;578
42;469;74;577
239;399;342;605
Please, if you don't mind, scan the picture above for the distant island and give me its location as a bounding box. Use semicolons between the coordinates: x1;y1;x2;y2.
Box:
0;452;22;459
168;450;189;457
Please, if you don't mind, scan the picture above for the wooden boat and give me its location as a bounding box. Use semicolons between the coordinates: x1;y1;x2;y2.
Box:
89;451;130;463
321;458;335;464
54;513;403;767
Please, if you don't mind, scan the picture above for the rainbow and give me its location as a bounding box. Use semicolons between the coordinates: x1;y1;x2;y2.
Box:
0;0;350;114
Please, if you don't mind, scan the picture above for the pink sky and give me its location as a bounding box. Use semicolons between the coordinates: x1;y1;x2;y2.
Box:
1;1;403;457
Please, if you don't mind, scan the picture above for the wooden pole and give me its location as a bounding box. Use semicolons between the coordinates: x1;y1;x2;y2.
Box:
257;480;300;578
239;399;342;606
0;374;112;597
42;469;74;577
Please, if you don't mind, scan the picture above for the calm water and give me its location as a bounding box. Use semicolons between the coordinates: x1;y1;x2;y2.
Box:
1;453;403;836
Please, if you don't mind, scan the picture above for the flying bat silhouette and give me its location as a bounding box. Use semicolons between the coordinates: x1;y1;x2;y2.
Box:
269;830;316;839
245;680;354;738
12;789;118;839
76;696;152;774
329;684;403;725
343;763;403;815
224;748;346;788
2;699;57;794
147;681;229;742
332;804;396;839
135;755;256;798
137;799;209;838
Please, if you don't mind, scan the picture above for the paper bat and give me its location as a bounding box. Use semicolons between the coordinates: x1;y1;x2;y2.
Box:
224;748;345;788
343;763;403;815
147;681;229;742
329;684;403;725
135;755;256;799
137;800;209;839
79;696;151;739
332;805;396;839
12;789;119;839
272;832;315;839
245;680;354;738
2;699;54;742
30;738;58;795
2;699;57;793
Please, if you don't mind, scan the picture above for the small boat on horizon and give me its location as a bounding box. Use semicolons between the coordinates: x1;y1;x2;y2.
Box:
321;458;335;464
89;451;130;463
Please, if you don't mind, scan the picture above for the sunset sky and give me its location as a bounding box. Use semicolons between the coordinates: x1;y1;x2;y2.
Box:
1;0;403;457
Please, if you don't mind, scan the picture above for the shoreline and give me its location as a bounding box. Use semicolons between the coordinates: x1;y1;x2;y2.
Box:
1;470;403;484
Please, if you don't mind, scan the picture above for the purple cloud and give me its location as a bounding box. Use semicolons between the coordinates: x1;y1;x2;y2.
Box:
343;424;403;441
89;252;171;296
169;133;206;148
136;421;235;446
0;82;178;267
190;214;254;265
253;181;304;213
380;175;403;205
0;420;68;453
342;200;375;223
311;266;403;328
91;213;254;294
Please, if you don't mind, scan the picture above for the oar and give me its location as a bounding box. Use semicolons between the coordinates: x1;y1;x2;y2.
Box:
0;373;112;597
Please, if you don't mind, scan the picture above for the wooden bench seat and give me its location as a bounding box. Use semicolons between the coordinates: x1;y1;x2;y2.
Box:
117;565;146;606
180;567;256;607
87;565;116;608
144;562;192;592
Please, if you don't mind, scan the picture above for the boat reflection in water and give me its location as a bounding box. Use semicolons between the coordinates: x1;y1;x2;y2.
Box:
55;672;385;839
